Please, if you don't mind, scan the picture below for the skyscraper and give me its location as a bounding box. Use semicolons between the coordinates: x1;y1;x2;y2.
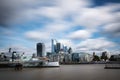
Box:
9;48;12;53
68;47;72;54
51;39;55;53
37;43;46;57
63;46;68;52
56;43;61;53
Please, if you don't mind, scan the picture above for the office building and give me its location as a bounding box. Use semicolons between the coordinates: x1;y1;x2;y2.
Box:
51;39;55;53
63;46;68;52
37;43;46;57
68;47;72;54
56;43;61;53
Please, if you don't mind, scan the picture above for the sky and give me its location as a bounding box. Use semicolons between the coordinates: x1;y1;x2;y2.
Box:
0;0;120;55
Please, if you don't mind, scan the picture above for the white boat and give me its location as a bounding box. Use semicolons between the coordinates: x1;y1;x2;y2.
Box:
42;61;60;67
23;60;60;67
22;57;60;67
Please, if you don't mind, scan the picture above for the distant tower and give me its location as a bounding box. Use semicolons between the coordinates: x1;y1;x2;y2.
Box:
9;48;12;53
93;52;95;56
64;46;68;52
51;39;55;53
37;43;46;57
54;44;57;53
56;43;61;53
68;47;72;54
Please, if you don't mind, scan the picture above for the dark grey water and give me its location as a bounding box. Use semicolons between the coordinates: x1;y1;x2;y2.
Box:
0;64;120;80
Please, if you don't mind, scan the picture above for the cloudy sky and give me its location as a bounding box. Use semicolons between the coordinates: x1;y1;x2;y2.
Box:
0;0;120;54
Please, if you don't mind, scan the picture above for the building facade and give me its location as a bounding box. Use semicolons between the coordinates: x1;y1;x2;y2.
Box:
37;43;46;57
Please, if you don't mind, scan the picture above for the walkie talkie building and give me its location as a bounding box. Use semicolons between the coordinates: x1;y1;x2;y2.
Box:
37;43;46;57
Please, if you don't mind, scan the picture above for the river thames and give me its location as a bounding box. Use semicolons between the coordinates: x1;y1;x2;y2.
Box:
0;64;120;80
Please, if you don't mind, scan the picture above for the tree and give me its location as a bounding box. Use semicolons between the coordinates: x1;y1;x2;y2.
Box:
109;55;117;61
93;55;100;61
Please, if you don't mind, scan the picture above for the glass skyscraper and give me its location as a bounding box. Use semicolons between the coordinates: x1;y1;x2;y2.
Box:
36;43;45;57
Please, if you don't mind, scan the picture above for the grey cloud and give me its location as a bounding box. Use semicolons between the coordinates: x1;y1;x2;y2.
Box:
76;37;117;51
0;0;16;27
103;23;120;37
0;0;56;27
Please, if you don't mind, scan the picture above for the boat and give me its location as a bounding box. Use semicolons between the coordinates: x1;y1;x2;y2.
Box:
42;61;60;67
23;60;60;67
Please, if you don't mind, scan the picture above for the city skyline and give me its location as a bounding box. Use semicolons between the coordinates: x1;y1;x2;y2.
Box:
0;0;120;55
